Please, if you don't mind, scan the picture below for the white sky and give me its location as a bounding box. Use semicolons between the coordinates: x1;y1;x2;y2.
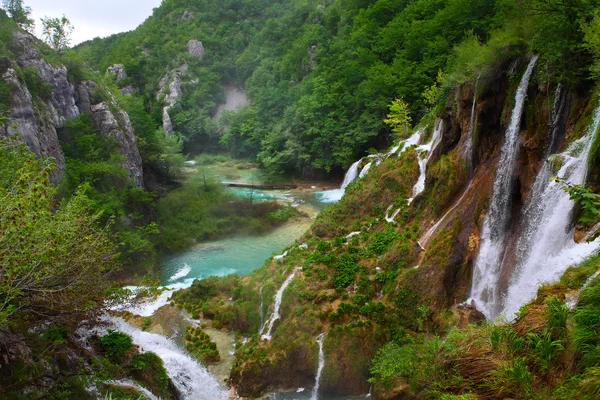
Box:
27;0;164;46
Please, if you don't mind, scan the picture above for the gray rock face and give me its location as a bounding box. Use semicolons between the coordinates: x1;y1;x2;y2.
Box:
90;103;144;187
107;64;127;81
187;39;205;59
1;30;145;187
12;31;79;127
157;65;188;135
1;68;66;183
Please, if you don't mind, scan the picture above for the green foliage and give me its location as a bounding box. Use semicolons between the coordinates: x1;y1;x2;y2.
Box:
41;15;73;53
58;114;159;271
384;98;412;137
184;326;220;364
555;178;600;239
21;66;52;99
130;351;169;391
100;330;133;361
584;10;600;78
332;253;359;290
2;0;33;32
157;174;296;252
0;139;120;327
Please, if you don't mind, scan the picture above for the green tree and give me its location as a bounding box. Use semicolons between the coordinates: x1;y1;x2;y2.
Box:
41;14;73;53
384;98;412;137
2;0;34;32
0;140;120;327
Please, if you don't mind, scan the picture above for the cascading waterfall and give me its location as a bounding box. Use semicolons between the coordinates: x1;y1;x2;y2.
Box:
470;56;539;318
105;380;160;400
259;285;265;332
260;270;297;340
464;75;480;172
318;160;362;202
359;161;373;178
342;160;361;189
310;333;327;400
409;121;444;203
502;95;600;318
100;316;228;400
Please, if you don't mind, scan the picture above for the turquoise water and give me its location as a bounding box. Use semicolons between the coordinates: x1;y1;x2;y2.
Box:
161;164;333;287
160;218;313;287
267;391;368;400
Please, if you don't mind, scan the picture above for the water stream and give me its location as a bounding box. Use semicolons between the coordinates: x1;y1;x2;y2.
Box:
409;121;443;203
311;333;327;400
260;270;297;340
99;316;229;400
470;56;539;318
502;95;600;317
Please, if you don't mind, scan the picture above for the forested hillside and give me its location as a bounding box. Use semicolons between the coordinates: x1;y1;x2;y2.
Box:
3;0;600;398
76;0;556;177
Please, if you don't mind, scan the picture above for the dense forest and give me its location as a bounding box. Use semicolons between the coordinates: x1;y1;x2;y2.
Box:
2;0;600;398
76;0;600;177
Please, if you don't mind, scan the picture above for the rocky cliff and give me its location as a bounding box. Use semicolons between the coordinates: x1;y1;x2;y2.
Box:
0;30;144;187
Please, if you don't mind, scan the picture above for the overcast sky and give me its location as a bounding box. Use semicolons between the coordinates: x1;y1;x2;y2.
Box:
27;0;163;45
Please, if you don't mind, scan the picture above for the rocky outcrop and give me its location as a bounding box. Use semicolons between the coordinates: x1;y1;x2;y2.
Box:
0;30;145;187
187;40;205;59
157;64;187;135
90;102;144;187
1;68;66;183
107;64;127;81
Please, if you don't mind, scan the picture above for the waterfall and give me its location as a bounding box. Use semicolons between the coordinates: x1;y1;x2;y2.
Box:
105;379;160;400
566;271;600;310
318;160;362;203
100;316;228;400
502;96;600;318
260;270;297;340
409;121;443;203
359;161;373;178
342;160;361;189
310;333;327;400
464;75;480;172
470;56;539;318
388;129;423;157
259;285;265;332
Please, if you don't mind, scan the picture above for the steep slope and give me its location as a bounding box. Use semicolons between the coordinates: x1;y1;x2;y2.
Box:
171;50;600;397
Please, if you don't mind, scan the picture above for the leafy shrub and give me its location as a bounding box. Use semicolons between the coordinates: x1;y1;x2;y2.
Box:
100;330;133;361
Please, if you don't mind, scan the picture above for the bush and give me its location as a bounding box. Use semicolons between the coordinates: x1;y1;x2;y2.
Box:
100;330;133;361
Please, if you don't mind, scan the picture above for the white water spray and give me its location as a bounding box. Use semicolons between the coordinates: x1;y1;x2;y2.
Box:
104;379;160;400
470;56;539;318
261;270;297;340
502;95;600;317
359;162;373;178
259;285;265;332
409;121;444;202
311;333;327;400
100;316;228;400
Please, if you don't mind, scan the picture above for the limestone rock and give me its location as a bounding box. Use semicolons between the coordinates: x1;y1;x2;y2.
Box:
107;64;127;81
12;31;79;126
90;102;144;187
0;68;66;183
187;39;205;59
